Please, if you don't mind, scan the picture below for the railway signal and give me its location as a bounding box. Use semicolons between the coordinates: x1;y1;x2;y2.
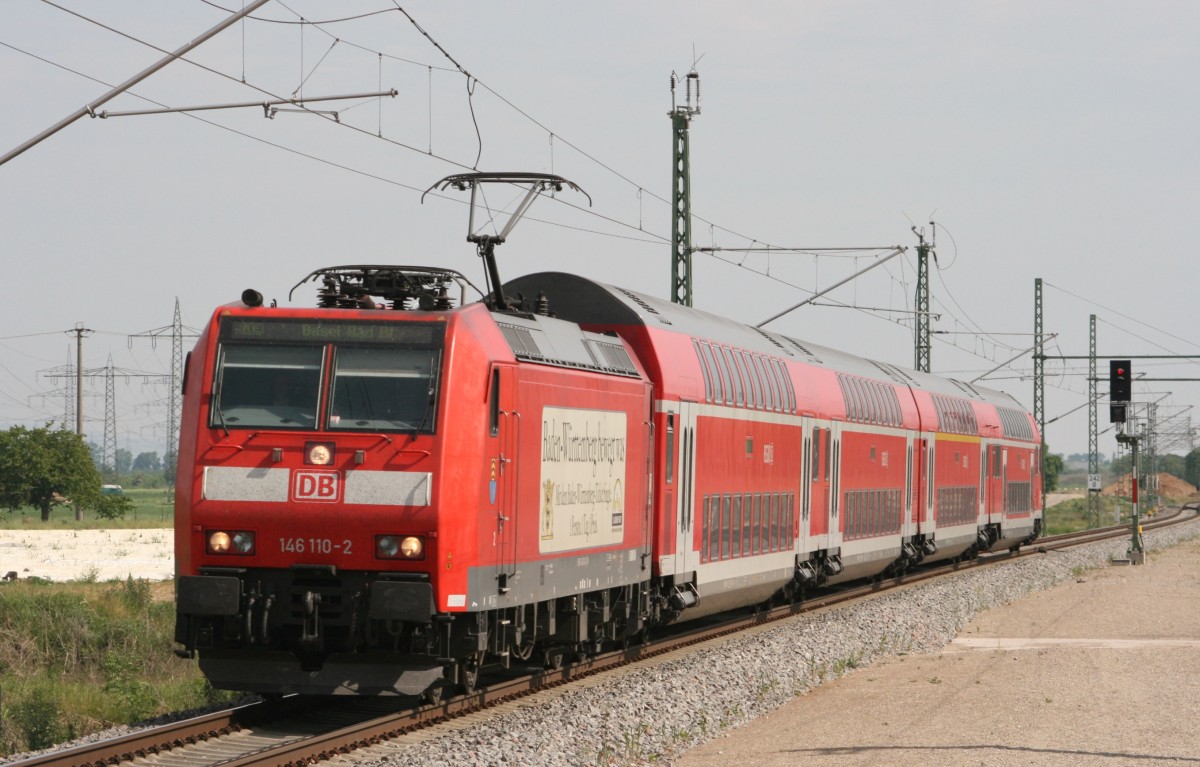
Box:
1109;359;1131;423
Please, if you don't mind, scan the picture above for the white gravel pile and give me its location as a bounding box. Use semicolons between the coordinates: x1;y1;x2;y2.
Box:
345;520;1200;767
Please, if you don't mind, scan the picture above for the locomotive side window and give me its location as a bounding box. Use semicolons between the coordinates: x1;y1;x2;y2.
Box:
328;347;441;432
665;412;675;485
489;368;501;436
212;345;323;430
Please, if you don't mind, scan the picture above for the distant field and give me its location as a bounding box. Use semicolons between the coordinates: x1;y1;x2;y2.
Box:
0;488;174;530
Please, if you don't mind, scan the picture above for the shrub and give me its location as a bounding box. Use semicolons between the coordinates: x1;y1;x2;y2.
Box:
5;687;74;751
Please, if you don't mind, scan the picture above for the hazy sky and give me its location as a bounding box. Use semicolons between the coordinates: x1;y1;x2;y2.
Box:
1;1;1197;462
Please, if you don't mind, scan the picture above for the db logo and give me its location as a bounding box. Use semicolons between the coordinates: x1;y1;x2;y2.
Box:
292;470;341;502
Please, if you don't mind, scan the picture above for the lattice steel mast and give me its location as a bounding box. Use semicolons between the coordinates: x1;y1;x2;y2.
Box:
913;226;934;372
670;70;700;306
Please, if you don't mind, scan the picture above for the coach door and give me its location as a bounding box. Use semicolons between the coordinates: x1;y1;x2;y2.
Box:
807;421;827;548
985;444;1004;523
799;416;814;552
672;401;700;579
827;421;844;551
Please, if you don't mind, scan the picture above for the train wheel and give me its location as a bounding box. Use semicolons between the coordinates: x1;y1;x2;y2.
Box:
459;652;484;694
421;684;444;706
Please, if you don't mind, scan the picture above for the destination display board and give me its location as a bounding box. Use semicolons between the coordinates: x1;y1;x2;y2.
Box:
220;317;443;346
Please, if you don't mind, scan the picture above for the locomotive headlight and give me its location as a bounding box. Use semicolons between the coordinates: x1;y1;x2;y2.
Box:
376;535;400;558
305;441;335;466
231;531;256;554
208;531;231;553
375;534;425;560
399;536;424;558
206;529;255;555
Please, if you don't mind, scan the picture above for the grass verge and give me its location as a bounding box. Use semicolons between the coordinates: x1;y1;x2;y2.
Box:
0;576;233;756
0;488;174;530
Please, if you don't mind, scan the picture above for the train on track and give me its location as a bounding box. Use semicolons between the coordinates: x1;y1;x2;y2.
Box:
173;173;1042;699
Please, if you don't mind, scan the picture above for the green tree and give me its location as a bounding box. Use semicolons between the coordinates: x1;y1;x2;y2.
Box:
0;424;102;520
1043;451;1064;493
162;449;178;484
95;493;133;520
1186;448;1200;488
115;448;133;476
132;451;161;472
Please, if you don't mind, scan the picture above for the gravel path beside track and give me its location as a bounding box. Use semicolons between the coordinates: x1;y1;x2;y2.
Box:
333;519;1200;767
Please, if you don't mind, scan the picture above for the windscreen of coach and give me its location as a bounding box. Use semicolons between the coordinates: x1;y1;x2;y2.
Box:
212;318;444;433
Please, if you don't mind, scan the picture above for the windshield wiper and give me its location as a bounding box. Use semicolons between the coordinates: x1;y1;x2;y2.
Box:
213;376;230;437
410;360;438;437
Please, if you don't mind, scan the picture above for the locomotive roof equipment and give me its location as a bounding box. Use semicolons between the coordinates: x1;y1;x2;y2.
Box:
287;264;482;311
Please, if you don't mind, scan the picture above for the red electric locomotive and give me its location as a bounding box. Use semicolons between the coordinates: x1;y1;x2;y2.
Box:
173;173;1041;698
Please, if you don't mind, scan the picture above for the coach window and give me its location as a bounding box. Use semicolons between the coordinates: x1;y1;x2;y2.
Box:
713;347;733;406
812;428;822;480
721;495;733;559
700;343;723;404
329;347;441;433
701;496;711;562
855;379;869;422
694;341;714;403
732;495;743;557
823;428;832;482
869;383;885;425
213;344;323;430
847;379;862;422
741;353;762;410
741;493;752;556
758;356;778;411
720;347;744;407
776;360;796;413
770;494;781;552
753;355;772;410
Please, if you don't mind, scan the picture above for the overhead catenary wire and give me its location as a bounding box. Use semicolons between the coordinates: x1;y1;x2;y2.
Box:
9;4;1072;398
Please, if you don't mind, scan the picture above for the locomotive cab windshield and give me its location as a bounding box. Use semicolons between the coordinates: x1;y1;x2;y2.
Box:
211;316;445;433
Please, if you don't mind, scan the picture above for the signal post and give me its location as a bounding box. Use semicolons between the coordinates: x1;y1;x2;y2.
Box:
1110;360;1145;564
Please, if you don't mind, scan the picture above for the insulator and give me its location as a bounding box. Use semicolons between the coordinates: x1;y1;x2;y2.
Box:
435;286;453;310
536;292;550;316
317;289;339;309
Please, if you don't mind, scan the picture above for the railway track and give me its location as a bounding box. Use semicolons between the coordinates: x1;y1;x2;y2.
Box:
10;506;1194;767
